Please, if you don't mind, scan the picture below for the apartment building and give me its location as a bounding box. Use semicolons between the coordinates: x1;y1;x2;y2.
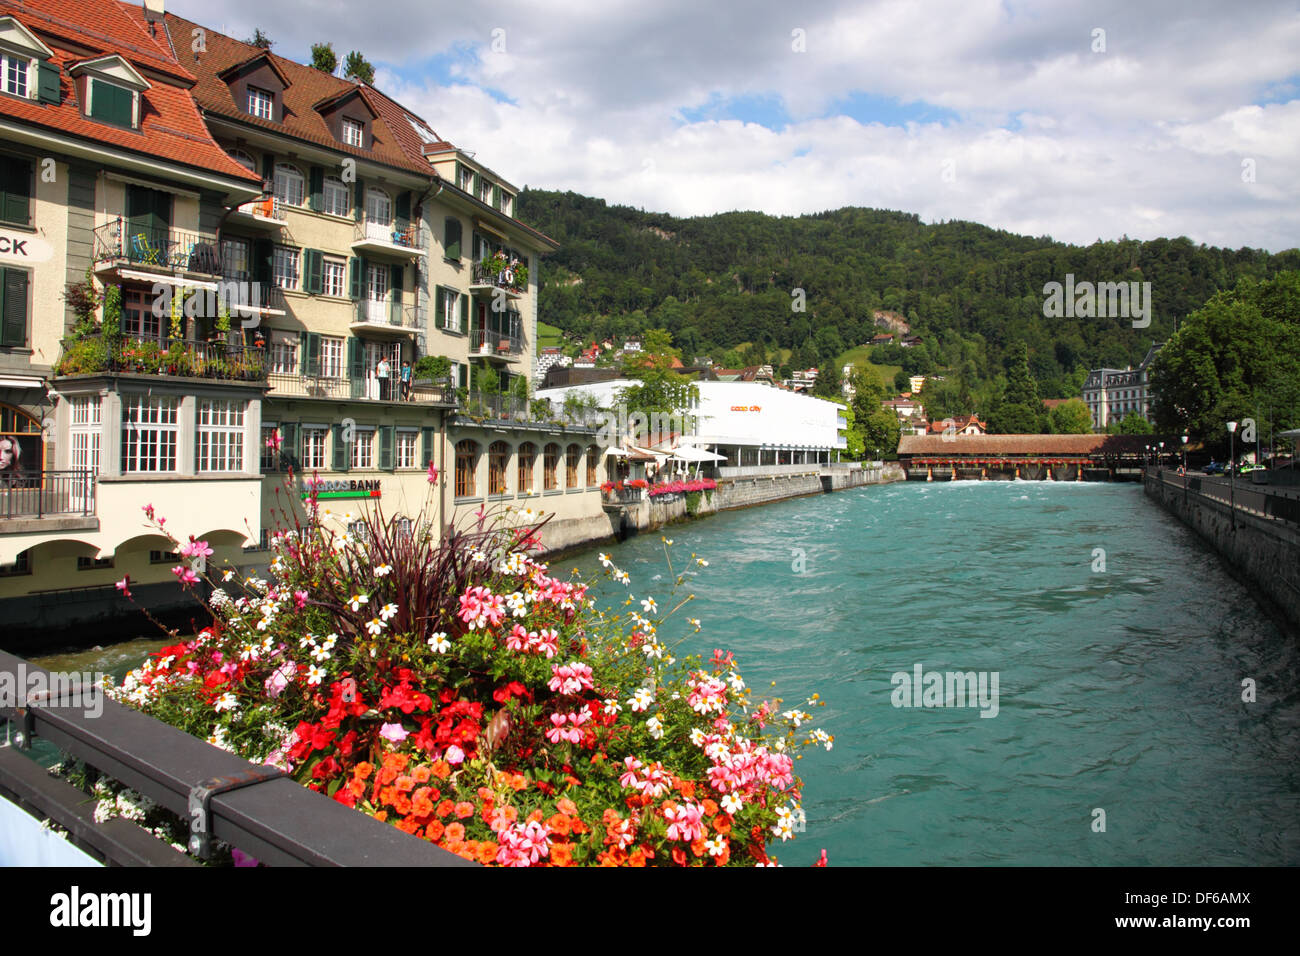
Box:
1082;343;1163;430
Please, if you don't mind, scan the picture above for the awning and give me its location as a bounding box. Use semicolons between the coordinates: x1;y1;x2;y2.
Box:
671;445;727;462
117;269;219;291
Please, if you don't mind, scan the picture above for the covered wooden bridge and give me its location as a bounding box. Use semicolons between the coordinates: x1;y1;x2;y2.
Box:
896;434;1177;481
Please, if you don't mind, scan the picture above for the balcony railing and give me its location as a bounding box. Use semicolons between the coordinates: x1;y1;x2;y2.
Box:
353;218;423;254
353;299;420;330
55;333;268;383
201;270;287;317
469;326;524;357
458;391;533;422
1;470;96;519
470;261;527;294
93;219;222;275
267;369;450;404
233;196;286;222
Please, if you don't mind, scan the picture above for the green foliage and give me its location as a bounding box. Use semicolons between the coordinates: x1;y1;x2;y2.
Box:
1047;398;1095;434
248;28;273;49
343;51;375;84
1112;413;1155;435
474;364;501;395
1150;270;1300;453
413;354;451;381
616;328;698;423
989;342;1046;434
310;42;337;74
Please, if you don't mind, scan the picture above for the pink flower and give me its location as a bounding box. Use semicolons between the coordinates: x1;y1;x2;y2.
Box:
171;565;200;586
506;624;530;652
547;662;594;696
265;430;283;450
264;661;295;698
180;539;213;560
379;722;409;743
231;848;259;867
545;712;568;744
115;575;132;598
663;801;705;843
293;590;309;611
142;504;154;519
427;462;439;484
445;744;465;765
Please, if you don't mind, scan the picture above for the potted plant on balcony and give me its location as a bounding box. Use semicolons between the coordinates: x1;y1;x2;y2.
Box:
412;354;451;392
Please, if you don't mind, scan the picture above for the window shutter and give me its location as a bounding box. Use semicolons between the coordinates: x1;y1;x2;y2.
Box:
36;61;61;105
390;265;403;324
455;162;464;189
434;285;445;329
422;427;435;467
348;257;361;299
262;153;275;182
1;268;29;348
444;218;461;259
354;179;364;221
280;421;299;471
472;172;481;198
492;184;501;210
308;166;324;212
305;332;321;375
379;425;395;472
0;156;31;227
304;249;323;294
459;293;468;331
347;336;362;378
298;331;308;373
331;424;349;472
395;191;410;231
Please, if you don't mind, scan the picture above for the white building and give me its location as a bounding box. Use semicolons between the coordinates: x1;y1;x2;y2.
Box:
1082;343;1163;430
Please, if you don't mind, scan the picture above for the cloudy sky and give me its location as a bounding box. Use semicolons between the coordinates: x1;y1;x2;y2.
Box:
175;0;1300;251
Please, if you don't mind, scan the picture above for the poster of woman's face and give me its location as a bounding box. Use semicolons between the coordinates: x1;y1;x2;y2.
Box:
0;435;38;474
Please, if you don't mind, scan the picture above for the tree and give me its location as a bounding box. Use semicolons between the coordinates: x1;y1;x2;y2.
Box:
343;51;375;84
1047;398;1094;434
248;28;273;50
1113;413;1154;435
989;342;1045;433
894;369;910;393
614;328;698;442
310;42;337;74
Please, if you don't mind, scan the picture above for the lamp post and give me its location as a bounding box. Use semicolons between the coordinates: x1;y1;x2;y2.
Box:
1181;434;1188;498
1159;440;1165;471
1227;421;1238;530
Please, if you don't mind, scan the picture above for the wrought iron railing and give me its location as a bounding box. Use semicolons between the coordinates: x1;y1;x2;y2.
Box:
470;261;526;293
353;299;420;330
354;217;422;252
93;219;222;274
267;369;450;404
469;326;523;356
55;334;268;382
0;470;95;519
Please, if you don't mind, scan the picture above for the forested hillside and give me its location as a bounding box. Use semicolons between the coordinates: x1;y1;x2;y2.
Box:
521;189;1300;402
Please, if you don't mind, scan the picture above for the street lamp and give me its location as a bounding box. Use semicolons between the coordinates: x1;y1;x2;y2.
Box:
1181;434;1188;495
1227;421;1238;529
1159;440;1165;470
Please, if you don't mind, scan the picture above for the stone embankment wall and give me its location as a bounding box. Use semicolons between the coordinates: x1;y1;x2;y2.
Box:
1143;473;1300;630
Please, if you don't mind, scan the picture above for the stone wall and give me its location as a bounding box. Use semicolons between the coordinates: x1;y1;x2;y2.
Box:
1144;473;1300;630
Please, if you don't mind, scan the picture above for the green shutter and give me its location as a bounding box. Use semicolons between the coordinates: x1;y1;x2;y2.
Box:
379;425;395;471
434;285;445;329
354;179;364;221
459;294;468;331
472;172;481;198
421;427;435;467
308;166;324;212
331;424;349;472
492;184;501;210
395;191;410;231
390;264;403;324
298;331;308;373
454;162;464;189
0;156;32;227
304;249;323;294
348;257;361;299
444;218;461;259
305;332;321;375
280;422;299;471
1;268;29;348
90;79;133;127
36;61;61;105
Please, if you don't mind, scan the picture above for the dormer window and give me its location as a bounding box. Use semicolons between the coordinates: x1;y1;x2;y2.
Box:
342;117;364;147
88;78;136;127
248;85;274;120
70;55;148;130
458;166;473;192
478;178;492;204
2;52;28;97
0;16;57;103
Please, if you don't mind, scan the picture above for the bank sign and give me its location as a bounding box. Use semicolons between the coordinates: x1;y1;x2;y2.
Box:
0;231;54;264
301;478;382;500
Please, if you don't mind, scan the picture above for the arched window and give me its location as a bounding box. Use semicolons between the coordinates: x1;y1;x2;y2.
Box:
586;445;599;486
273;163;305;206
228;149;256;172
565;443;581;488
543;443;559;491
455;439;478;498
488;441;509;496
323;175;349;217
517;441;536;494
365;187;391;226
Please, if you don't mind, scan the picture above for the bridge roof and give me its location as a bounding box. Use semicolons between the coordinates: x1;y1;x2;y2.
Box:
897;434;1171;456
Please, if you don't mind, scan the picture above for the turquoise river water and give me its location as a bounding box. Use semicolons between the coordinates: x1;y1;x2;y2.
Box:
31;480;1300;866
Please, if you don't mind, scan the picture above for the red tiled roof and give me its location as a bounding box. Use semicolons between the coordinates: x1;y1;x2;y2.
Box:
162;11;441;178
0;0;260;186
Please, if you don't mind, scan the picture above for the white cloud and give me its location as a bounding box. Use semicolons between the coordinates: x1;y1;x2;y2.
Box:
173;0;1300;250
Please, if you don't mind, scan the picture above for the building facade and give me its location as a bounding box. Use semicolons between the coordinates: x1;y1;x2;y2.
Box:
1082;343;1163;430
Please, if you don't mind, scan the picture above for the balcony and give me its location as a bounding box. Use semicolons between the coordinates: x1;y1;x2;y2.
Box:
349;300;422;336
351;217;425;258
0;471;96;520
266;368;452;405
229;196;287;229
469;325;524;359
54;333;268;384
469;258;526;297
93;219;222;281
457;391;534;422
207;269;288;319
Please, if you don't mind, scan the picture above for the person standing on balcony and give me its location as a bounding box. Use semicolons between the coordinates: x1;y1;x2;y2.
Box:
377;356;392;401
400;360;412;401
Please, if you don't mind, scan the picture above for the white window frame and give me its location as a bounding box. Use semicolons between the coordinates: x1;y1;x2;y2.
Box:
197;399;246;473
440;288;461;333
342;118;364;147
365;187;391;226
248;85;274;120
322;257;346;298
260;423;278;471
396;429;417;469
69;395;102;476
302;427;328;471
273;246;299;290
273;163;305;207
320;336;344;379
229;149;256;172
322;176;349;217
351;427;375;470
1;52;31;99
367;262;388;302
269;333;298;375
121;394;179;473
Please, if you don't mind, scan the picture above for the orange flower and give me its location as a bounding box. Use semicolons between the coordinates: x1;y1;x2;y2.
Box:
712;815;731;836
395;774;416;793
570;817;590;835
378;766;398;786
411;787;435;817
454;801;476;819
602;808;622;826
477;786;495;802
547;813;571;837
426;820;445;842
701;798;718;817
454;843;476;862
374;810;388;822
550;843;573;866
557;798;579;817
445;822;466;842
526;808;544;824
352;761;374;781
476;841;499;865
714;844;730;866
411;765;431;784
431;760;451;780
395;816;421;835
676;779;696;800
690;838;708;858
510;774;528;792
628;847;648;867
435;799;456;818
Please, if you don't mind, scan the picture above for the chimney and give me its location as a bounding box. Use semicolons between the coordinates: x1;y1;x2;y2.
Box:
143;0;164;22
